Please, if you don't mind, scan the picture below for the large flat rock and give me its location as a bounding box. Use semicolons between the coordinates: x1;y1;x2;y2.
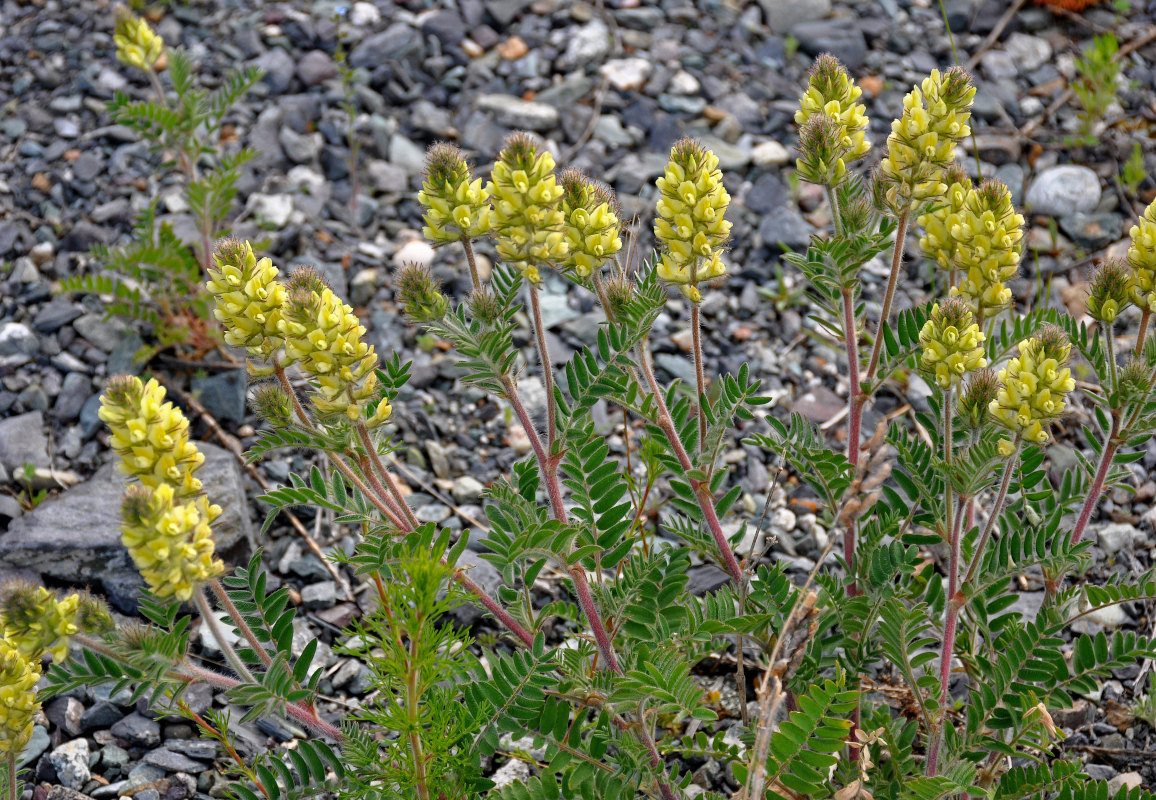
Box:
0;442;253;608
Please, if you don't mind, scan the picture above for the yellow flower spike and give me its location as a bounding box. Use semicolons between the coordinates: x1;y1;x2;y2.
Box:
878;67;976;215
121;485;224;601
0;639;40;756
278;268;392;429
1127;198;1156;313
417;143;493;244
654;138;732;303
100;376;204;499
487;133;568;283
559;169;623;280
989;326;1075;445
918;164;971;270
794;54;871;183
0;584;83;664
113;7;166;73
947;179;1024;319
918;298;987;389
206;239;286;361
795;113;849;188
1087;259;1134;325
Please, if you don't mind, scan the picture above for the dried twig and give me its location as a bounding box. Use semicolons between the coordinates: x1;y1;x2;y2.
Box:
963;0;1028;72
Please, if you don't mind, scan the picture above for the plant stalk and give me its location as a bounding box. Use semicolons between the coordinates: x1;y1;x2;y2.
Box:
1137;307;1151;356
357;423;420;529
866;211;910;381
638;341;744;584
209;577;273;668
1070;416;1120;545
528;283;558;450
195;586;257;684
407;635;431;800
461;237;482;292
826;185;843;238
7;751;16;800
691;302;707;449
842;287;862;598
500;376;565;521
963;444;1020;587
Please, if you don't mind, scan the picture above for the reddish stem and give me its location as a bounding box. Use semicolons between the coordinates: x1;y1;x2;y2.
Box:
1070;419;1120;545
842;288;862;598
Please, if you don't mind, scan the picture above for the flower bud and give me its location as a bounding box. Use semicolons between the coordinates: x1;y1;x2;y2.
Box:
250;382;295;428
603;275;637;320
114;7;166;72
417;143;492;244
1087;259;1134;325
989;326;1076;445
487;133;568;283
467;287;503;326
654;138;732;303
396;263;450;323
206;239;286;360
878;67;976;214
918;298;987;389
559;169;623;279
958;368;998;430
1127;198;1156;313
794;54;871;183
0;640;40;755
795;114;849;188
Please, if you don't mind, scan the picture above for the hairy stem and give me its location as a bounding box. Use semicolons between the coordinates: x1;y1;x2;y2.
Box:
461;237;482;292
1070;417;1120;545
407;635;431;800
195;586;256;684
1137;307;1151;356
209;577;273;668
528;283;558;451
826;185;843;238
357;422;420;529
8;751;16;800
963;444;1020;587
500;375;565;520
866;211;910;381
691;302;707;450
455;571;535;646
1106;320;1119;395
842;287;862;598
638;340;743;584
569;567;620;673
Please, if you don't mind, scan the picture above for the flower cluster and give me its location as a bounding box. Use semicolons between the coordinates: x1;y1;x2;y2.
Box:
1087;259;1134;325
1127;198;1156;313
121;484;223;602
279;269;393;427
100;376;204;499
0;584;80;663
794;54;870;184
918;298;987;389
990;326;1076;447
487;133;568;284
0;639;40;755
654;138;732;303
417;143;492;244
917;165;970;270
100;376;224;600
948;180;1024;320
206;239;285;361
878;68;975;214
396;263;450;323
559;169;623;279
114;7;165;72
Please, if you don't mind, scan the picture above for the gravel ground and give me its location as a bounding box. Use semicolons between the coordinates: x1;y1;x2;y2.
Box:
2;0;1156;795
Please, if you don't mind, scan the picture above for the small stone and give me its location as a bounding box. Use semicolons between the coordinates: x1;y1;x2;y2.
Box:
751;141;789;167
1003;33;1052;72
301;582;338;609
498;36;529;60
18;725;49;768
145;748;207;774
560;19;609;68
476;94;559;131
792;386;843;422
81;702;125;732
73;152;103;182
599;58;652;91
416;503;452;523
191;370;248;426
254;47;296;95
1108;774;1143;794
48;739;91;790
758;209;813;250
0;411;49;473
349;1;381;26
73;313;130;352
1085;604;1128;629
1025;166;1101;217
29;241;55;266
0;323;39;357
394;239;435;268
452;475;486;504
53;372;91;422
1057;212;1123;250
111;712;161;747
791;21;867;70
388;134;427;175
350;268;380;306
668;70;700;95
46;697;85;737
366;160;408;193
1097;523;1145;555
758;0;832;32
248;193;294;227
